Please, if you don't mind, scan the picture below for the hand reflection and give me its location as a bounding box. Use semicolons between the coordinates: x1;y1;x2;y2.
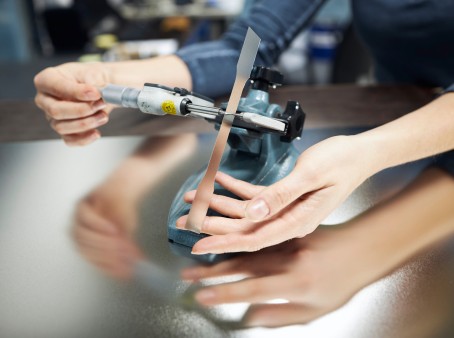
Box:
182;167;454;327
72;186;144;280
183;226;368;327
72;134;197;280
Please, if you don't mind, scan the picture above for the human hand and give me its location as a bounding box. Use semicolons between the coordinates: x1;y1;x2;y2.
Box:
180;167;454;327
34;62;112;146
72;184;144;280
181;226;379;327
177;135;377;254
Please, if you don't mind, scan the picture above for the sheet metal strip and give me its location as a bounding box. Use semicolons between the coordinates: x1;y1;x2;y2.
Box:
185;27;261;233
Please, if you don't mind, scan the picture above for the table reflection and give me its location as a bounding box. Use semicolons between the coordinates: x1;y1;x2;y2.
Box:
2;130;454;337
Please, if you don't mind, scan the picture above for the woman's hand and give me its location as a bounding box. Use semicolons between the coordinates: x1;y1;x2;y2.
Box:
72;134;197;279
34;62;112;146
72;182;143;280
177;135;377;254
180;168;454;327
34;55;193;146
182;227;373;327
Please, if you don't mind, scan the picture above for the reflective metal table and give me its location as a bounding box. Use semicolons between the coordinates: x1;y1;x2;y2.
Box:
1;128;454;338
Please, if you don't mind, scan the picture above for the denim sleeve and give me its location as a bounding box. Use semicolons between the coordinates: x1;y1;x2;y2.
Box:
176;0;326;98
433;151;454;177
444;83;454;93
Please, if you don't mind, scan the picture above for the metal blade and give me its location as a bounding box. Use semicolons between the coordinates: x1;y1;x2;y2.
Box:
185;27;261;233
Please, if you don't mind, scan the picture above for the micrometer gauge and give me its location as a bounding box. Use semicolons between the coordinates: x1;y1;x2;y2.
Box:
101;83;215;117
100;49;307;263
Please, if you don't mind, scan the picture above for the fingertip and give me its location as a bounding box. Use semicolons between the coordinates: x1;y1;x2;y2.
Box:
79;85;101;101
191;243;206;255
243;305;280;328
180;267;201;281
92;100;107;113
244;313;267;328
191;237;220;255
85;89;101;101
215;171;227;179
194;287;219;305
63;130;100;147
214;171;231;183
176;216;187;229
183;190;196;202
90;130;101;142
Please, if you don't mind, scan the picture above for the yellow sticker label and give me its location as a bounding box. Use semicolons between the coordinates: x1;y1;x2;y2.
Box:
161;100;177;115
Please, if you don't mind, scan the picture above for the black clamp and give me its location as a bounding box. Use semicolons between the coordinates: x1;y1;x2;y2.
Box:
280;101;305;143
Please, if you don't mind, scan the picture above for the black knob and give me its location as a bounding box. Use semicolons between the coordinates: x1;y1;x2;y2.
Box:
249;66;284;92
280;101;305;143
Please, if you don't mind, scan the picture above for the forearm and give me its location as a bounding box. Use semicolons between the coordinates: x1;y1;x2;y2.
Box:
98;134;197;204
355;92;454;175
348;167;454;280
102;1;326;97
176;0;326;97
104;55;192;90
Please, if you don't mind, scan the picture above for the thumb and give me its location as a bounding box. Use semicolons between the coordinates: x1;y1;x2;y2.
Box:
244;167;314;221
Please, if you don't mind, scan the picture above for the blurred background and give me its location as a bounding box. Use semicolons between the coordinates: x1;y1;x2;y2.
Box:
0;0;373;100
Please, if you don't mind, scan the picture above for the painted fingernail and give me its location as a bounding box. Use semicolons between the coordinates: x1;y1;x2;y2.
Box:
195;289;216;304
245;199;269;221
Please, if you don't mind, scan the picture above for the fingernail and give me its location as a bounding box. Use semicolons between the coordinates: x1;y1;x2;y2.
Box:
93;102;107;112
246;199;269;221
191;240;221;255
245;315;267;327
195;289;216;304
96;114;108;125
90;132;101;142
191;247;211;255
85;90;99;100
181;268;199;281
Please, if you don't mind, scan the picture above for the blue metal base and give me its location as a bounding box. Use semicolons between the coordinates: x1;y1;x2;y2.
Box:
167;89;301;263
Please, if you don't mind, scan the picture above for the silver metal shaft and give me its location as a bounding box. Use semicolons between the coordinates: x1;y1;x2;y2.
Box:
187;104;286;132
101;84;140;108
186;103;223;115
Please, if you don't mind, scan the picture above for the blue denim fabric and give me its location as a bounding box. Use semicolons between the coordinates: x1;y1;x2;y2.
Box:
176;0;326;98
433;150;454;177
353;0;454;177
353;0;454;90
177;0;454;97
176;0;454;175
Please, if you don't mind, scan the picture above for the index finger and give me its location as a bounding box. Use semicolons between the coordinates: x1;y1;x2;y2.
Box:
192;192;324;254
34;67;100;101
191;216;292;254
